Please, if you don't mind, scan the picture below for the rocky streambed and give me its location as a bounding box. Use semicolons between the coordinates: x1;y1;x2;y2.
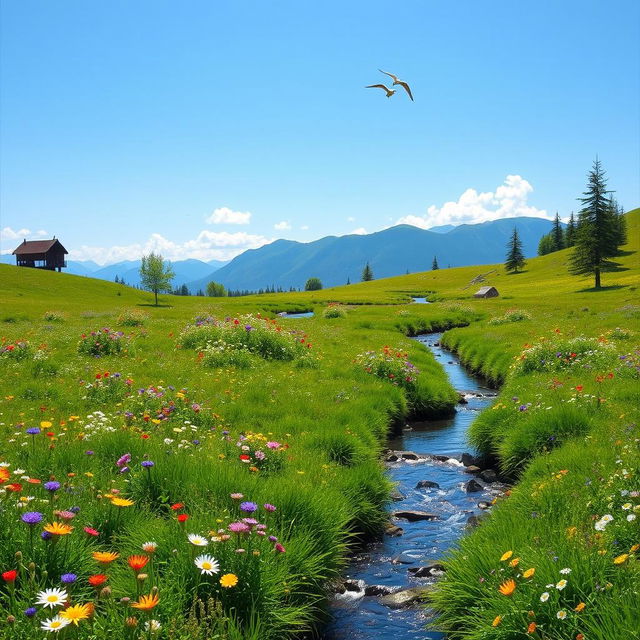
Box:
322;334;505;639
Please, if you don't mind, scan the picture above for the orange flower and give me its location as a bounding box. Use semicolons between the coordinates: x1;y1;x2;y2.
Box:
44;522;73;536
527;622;537;633
509;557;520;567
92;551;119;564
523;568;535;579
500;550;513;562
131;592;159;610
498;579;516;596
88;574;108;587
492;615;502;627
574;602;586;612
0;468;10;483
613;553;629;565
630;544;640;553
576;635;585;640
127;555;149;571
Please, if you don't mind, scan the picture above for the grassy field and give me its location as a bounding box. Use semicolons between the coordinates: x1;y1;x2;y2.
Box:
0;209;638;639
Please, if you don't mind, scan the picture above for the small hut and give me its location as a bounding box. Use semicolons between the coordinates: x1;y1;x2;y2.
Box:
473;286;499;298
12;238;68;272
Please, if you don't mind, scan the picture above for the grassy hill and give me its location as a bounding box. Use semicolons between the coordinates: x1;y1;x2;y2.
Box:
0;209;637;639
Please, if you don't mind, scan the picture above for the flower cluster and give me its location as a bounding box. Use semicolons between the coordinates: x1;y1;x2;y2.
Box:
77;328;127;357
354;346;419;389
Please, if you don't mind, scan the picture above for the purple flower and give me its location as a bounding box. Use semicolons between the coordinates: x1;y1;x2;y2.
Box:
518;405;528;412
44;481;61;492
70;506;81;514
141;460;154;468
21;511;43;525
192;439;200;446
61;573;77;584
85;450;94;456
116;453;131;468
254;451;266;461
24;607;37;618
119;466;130;474
266;441;280;449
240;501;258;513
41;531;52;541
263;503;276;512
268;535;278;543
242;518;259;526
228;522;250;534
26;427;41;435
245;325;253;332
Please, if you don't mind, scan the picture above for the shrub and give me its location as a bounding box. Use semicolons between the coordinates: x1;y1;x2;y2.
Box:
322;305;347;319
488;309;532;325
0;340;32;361
202;342;256;369
117;309;148;326
42;310;66;322
78;328;127;357
354;346;419;390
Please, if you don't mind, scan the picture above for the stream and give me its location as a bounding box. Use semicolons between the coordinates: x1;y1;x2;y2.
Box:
322;333;500;639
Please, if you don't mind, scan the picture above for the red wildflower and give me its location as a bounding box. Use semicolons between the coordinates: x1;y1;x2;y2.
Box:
575;385;583;392
84;527;100;537
170;503;184;511
2;570;18;582
127;555;149;571
177;514;189;523
88;574;108;587
6;483;22;492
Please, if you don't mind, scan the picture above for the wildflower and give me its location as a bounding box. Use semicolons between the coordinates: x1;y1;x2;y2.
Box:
177;513;189;523
527;622;537;633
492;615;502;627
92;551;119;564
228;522;250;534
498;579;516;596
556;579;567;590
145;620;161;632
40;616;71;632
220;573;238;588
613;554;629;565
88;574;108;587
576;635;585;640
131;592;159;610
142;541;158;553
187;533;208;546
274;542;286;553
230;493;244;499
26;427;41;435
2;570;18;582
194;554;220;575
574;602;586;612
24;607;37;617
127;555;149;571
60;603;93;625
60;573;77;584
500;550;513;562
523;568;535;579
560;567;571;574
141;460;154;468
627;514;637;522
83;527;99;537
170;503;184;511
36;587;69;608
44;481;61;492
557;610;567;620
44;522;73;536
125;617;138;628
110;497;134;507
540;592;550;602
240;501;258;513
630;544;640;553
116;453;131;468
509;557;520;567
263;503;276;511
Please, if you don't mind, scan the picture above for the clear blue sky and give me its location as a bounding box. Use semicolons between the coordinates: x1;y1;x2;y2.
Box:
1;0;638;264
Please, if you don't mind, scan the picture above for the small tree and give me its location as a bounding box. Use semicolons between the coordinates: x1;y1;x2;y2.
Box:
206;281;227;297
139;253;175;306
610;198;627;252
551;212;565;251
538;233;555;256
569;158;619;289
361;262;374;281
304;277;323;291
565;212;576;247
505;228;526;273
432;256;439;270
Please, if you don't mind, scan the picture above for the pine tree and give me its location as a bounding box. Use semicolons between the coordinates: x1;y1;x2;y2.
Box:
538;233;554;256
431;256;439;270
551;212;565;251
505;228;526;273
610;198;627;253
346;277;351;285
565;213;576;247
361;262;374;281
569;158;619;289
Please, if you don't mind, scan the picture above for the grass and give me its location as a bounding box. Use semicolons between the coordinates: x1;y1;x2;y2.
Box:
0;209;637;639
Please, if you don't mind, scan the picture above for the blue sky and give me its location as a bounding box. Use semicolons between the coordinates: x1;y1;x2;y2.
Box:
1;0;638;264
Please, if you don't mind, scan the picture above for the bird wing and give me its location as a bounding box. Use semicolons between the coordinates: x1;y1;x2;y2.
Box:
397;81;414;101
378;69;399;83
366;84;391;92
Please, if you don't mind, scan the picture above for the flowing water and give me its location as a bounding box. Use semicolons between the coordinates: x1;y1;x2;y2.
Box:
280;311;315;318
322;333;500;639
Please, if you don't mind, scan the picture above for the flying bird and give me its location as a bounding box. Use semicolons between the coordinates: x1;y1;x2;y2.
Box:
366;83;395;98
378;69;414;101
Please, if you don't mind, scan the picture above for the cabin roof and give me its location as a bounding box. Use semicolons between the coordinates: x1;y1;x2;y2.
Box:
12;239;68;255
475;286;497;294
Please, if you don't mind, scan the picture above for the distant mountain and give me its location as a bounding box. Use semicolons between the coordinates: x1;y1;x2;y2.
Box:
186;217;558;292
427;224;456;233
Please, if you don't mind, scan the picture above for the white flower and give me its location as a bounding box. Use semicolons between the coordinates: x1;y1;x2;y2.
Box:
187;534;208;547
601;514;614;522
142;541;158;553
627;514;637;522
556;610;567;620
621;503;632;510
145;620;162;632
540;592;550;602
556;579;567;590
194;554;220;575
559;568;571;574
36;588;69;609
41;616;71;632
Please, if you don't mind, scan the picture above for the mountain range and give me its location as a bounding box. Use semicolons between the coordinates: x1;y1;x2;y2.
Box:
1;217;556;291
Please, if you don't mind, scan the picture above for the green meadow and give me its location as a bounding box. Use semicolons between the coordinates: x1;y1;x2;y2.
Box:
0;210;638;639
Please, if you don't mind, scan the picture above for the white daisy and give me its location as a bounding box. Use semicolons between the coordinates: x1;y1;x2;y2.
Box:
559;567;571;574
556;610;567;620
540;592;550;602
556;579;567;590
627;514;636;522
36;588;69;609
41;616;71;632
195;554;220;575
621;503;632;510
187;533;208;547
144;620;162;632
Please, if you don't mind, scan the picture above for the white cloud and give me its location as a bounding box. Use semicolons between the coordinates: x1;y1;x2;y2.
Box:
300;225;309;231
350;227;368;235
274;221;292;231
1;226;50;253
67;230;273;265
206;206;251;225
347;216;356;223
396;175;550;229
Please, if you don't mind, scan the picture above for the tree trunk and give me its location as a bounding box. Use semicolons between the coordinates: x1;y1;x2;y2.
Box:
594;268;601;289
154;290;158;306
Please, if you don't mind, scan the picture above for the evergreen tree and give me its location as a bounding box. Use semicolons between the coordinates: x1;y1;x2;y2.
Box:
610;198;627;253
346;277;351;285
432;256;439;270
196;289;204;296
538;233;555;256
139;253;175;306
114;275;120;284
361;262;374;281
569;158;619;289
551;212;565;251
505;228;526;273
565;212;576;247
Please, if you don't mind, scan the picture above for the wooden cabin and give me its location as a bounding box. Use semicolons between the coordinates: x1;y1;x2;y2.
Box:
12;238;68;272
473;286;499;298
